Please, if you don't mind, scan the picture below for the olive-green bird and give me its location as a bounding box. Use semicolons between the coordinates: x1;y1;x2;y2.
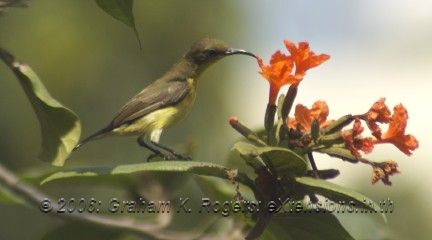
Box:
73;38;256;160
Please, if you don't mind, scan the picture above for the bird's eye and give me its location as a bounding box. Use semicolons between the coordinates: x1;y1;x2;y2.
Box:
206;49;217;56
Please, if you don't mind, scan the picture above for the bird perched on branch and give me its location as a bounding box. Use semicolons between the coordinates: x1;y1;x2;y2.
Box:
74;38;257;160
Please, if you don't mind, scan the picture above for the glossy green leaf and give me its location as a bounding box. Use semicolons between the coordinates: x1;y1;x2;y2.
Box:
233;141;307;176
41;161;250;186
95;0;141;48
295;177;387;222
0;48;81;167
261;210;354;240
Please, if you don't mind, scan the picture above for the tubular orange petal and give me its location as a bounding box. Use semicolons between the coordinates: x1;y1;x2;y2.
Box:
379;104;419;155
382;104;408;139
294;104;312;131
287;117;297;129
290;101;331;132
257;52;295;104
342;118;375;158
363;98;391;139
310;101;329;124
368;98;391;123
258;40;329;105
384;134;419;156
268;84;281;106
283;40;330;76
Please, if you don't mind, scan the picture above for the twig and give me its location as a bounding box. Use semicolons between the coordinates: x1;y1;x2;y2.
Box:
307;153;319;203
307;152;319;178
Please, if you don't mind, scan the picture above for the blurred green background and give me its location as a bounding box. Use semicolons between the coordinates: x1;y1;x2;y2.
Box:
1;0;431;239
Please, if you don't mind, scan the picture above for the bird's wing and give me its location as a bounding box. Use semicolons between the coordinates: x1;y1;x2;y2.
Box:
110;79;190;129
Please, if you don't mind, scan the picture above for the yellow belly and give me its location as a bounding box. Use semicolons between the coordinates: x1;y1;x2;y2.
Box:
113;79;196;136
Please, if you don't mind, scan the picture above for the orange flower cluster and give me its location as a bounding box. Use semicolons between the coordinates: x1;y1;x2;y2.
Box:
357;99;419;156
285;98;418;159
257;40;329;104
253;40;418;186
285;98;417;185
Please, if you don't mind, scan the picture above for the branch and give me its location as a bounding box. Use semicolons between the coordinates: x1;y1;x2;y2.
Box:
0;162;237;240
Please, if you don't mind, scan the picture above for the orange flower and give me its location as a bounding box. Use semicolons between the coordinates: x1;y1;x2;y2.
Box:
367;98;392;123
371;160;400;185
288;101;333;131
257;51;296;104
284;40;330;79
342;118;374;158
376;104;419;155
363;98;392;139
258;40;330;104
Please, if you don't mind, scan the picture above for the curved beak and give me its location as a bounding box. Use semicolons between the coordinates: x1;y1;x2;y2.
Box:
225;48;257;59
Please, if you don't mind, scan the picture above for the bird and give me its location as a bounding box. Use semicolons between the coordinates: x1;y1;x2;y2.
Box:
73;38;257;161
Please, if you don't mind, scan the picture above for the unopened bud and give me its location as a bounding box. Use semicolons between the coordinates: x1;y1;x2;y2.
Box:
282;85;298;121
311;119;320;142
229;117;266;146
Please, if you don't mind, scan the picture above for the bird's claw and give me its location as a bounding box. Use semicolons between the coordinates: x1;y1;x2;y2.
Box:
172;153;192;161
147;153;164;162
147;153;192;161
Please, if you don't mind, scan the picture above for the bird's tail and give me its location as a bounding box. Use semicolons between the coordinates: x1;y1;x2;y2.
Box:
73;126;112;151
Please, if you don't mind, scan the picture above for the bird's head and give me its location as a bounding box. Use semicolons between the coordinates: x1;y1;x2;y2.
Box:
185;38;256;66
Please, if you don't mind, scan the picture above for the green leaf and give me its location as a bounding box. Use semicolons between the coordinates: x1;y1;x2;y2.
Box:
0;48;81;167
41;161;249;186
0;184;23;204
0;0;28;13
261;210;354;240
318;147;359;163
232;141;266;170
196;176;255;202
233;142;307;176
95;0;141;48
41;223;133;240
295;177;387;222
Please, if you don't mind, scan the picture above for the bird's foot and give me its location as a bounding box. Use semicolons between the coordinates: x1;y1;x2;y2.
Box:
147;153;167;162
172;152;192;161
147;152;191;161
